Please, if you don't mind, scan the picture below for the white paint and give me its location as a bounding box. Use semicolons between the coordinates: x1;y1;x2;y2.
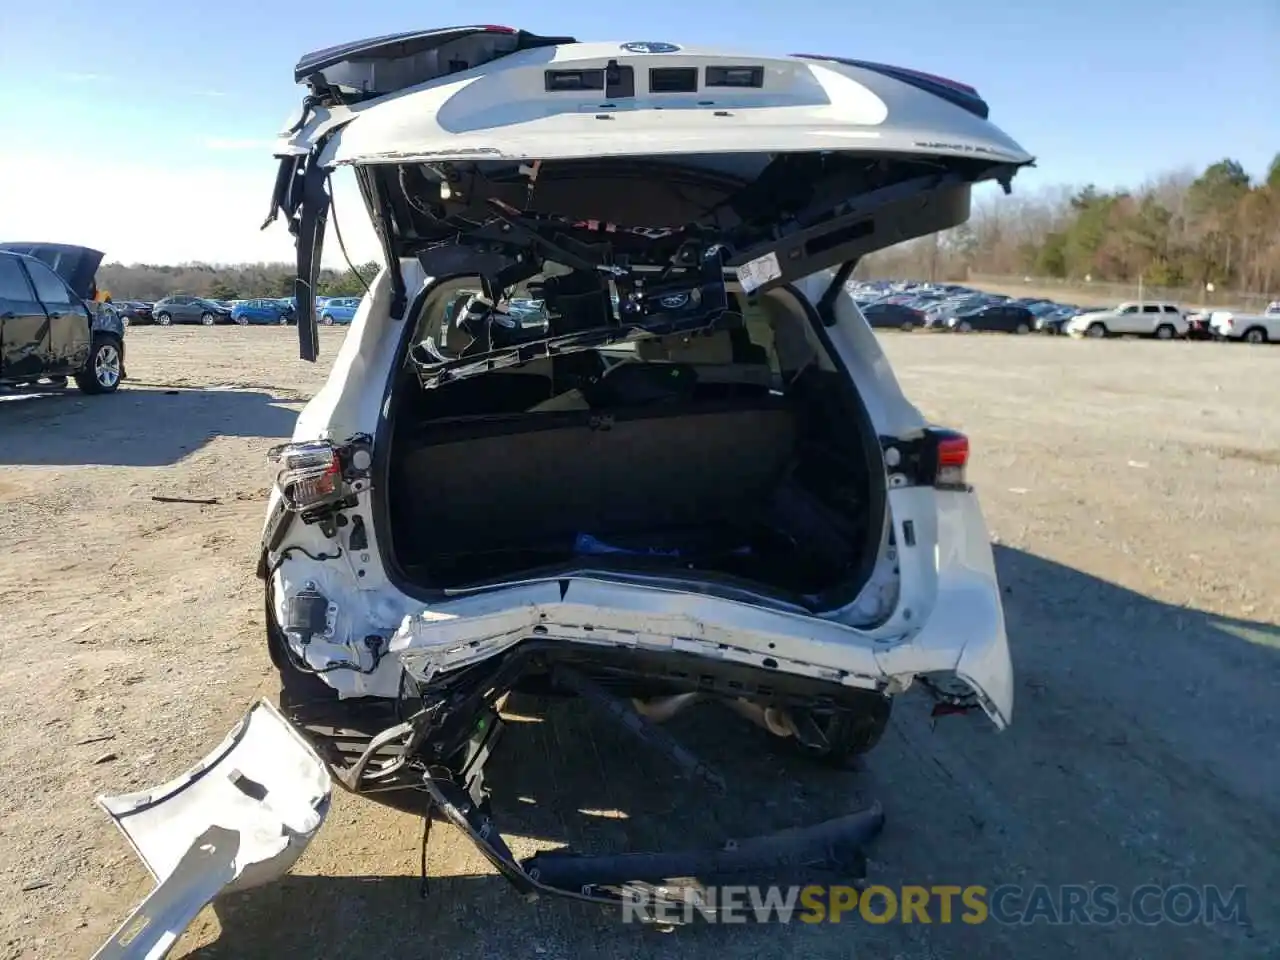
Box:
94;701;331;958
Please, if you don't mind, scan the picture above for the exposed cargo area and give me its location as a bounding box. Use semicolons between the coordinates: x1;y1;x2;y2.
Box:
383;286;887;600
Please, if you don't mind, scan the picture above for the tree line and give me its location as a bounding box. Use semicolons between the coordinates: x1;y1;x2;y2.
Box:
98;154;1279;302
98;260;381;302
861;155;1280;297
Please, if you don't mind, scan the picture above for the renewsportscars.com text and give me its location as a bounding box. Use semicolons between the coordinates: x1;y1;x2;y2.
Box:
620;883;1250;926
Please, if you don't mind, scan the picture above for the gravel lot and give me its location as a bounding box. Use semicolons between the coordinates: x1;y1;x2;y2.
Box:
2;327;1277;959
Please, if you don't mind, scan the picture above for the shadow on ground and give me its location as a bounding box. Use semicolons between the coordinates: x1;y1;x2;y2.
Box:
180;547;1279;960
0;386;300;466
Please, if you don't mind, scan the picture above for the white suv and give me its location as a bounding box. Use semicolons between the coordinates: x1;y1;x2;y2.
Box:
95;27;1034;929
1065;301;1187;339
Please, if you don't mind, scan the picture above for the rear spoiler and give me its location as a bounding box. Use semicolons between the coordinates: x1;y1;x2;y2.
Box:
791;54;990;120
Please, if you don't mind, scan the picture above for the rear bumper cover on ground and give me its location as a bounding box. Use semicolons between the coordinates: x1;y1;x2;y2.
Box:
92;700;331;960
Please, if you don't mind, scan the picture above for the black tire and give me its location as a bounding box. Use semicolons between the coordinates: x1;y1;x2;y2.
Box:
1154;324;1175;340
1014;322;1030;334
792;697;894;768
200;312;216;326
1243;326;1268;344
320;313;335;326
74;334;123;394
157;312;172;326
956;320;973;333
1086;322;1107;338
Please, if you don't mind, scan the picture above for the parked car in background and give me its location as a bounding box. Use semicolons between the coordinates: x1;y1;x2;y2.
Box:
862;301;925;331
319;297;361;325
1064;302;1186;339
114;300;155;325
152;295;234;326
924;294;1000;327
947;302;1036;333
1209;303;1280;343
0;242;126;393
232;298;292;325
1035;304;1086;335
1182;309;1217;341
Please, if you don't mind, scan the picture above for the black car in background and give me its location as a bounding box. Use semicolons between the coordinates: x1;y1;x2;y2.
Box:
0;243;127;393
947;303;1037;334
114;300;155;325
151;295;234;326
861;301;925;331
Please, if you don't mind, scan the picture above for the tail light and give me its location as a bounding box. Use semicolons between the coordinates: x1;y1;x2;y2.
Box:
269;441;345;510
933;431;970;489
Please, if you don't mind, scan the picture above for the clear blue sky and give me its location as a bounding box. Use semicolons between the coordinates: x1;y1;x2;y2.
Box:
1;0;1276;266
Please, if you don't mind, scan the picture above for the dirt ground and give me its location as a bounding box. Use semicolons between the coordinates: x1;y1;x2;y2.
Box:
1;326;1277;959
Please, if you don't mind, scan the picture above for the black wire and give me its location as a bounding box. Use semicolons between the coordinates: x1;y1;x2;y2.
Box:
419;811;433;899
267;544;343;579
265;544;388;677
326;173;374;299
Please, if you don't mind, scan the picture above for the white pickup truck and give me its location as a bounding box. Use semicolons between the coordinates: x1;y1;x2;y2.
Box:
1210;302;1280;344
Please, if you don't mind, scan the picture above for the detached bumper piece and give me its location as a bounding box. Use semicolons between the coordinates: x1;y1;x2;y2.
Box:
382;665;883;918
93;700;332;960
425;773;884;916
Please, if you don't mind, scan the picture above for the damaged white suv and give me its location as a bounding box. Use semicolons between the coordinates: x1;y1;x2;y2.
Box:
98;26;1033;944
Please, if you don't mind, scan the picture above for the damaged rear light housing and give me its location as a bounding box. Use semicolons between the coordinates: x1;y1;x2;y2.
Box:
270;441;347;511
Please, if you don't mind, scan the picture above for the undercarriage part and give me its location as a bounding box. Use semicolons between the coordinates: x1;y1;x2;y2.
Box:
420;774;883;912
523;803;884;890
631;691;701;723
726;698;799;739
551;664;726;793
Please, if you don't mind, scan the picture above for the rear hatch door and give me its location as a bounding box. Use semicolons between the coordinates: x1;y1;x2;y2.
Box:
0;242;104;301
267;27;1033;357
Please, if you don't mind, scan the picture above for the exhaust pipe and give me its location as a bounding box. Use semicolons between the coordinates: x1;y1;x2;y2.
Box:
630;692;701;723
725;698;797;739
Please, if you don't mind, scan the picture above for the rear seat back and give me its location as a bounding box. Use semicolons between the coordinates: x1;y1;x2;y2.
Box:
392;400;796;557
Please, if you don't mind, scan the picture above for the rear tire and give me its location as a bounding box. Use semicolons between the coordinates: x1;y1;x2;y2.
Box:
1154;324;1175;340
320;313;335;325
1086;322;1107;338
74;334;123;394
1244;327;1268;344
157;312;172;326
200;312;215;326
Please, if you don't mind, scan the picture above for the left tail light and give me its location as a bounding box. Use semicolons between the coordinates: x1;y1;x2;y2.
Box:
269;441;345;510
932;430;970;489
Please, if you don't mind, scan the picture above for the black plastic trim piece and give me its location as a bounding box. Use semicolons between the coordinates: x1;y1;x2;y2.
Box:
545;69;604;92
705;65;764;88
294;26;576;84
648;67;698;93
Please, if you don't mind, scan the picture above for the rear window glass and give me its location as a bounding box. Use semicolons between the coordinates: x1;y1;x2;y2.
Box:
24;260;73;305
0;256;35;300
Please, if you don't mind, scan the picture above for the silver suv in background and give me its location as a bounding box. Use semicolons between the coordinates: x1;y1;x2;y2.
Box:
1065;301;1187;339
